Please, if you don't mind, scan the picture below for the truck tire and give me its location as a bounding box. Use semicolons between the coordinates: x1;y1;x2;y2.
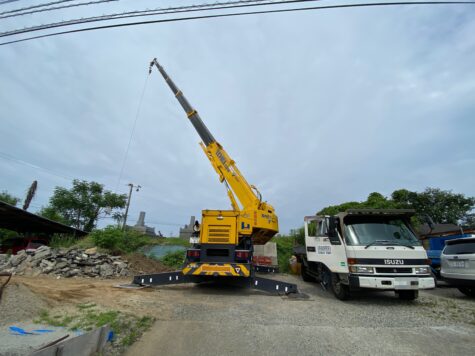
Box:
457;287;475;297
301;263;315;282
331;273;350;300
397;290;418;301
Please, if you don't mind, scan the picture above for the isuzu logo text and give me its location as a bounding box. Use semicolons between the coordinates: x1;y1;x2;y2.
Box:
384;259;404;265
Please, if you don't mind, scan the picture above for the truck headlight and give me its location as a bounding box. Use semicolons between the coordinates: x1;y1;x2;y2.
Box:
349;266;374;274
414;267;430;275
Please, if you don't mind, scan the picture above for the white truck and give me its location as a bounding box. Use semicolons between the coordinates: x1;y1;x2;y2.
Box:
294;209;435;300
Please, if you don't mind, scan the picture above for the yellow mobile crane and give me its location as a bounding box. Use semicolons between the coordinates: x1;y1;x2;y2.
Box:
129;59;297;294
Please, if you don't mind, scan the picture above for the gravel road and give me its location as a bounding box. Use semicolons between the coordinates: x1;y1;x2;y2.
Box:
1;275;473;356
125;274;475;356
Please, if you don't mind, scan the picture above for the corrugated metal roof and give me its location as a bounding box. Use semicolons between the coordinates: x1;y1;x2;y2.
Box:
0;200;87;236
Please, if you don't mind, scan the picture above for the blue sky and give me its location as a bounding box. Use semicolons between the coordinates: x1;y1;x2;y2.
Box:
1;1;474;235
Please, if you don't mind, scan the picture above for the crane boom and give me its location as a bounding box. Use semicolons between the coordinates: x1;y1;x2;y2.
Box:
149;58;261;212
149;58;215;146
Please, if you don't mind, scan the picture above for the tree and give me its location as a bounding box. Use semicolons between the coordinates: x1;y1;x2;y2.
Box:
0;190;20;206
317;188;475;225
398;188;475;224
38;205;68;225
39;180;127;232
0;191;21;241
318;192;400;216
23;180;38;210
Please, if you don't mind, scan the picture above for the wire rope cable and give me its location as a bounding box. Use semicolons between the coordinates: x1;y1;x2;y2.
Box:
115;72;150;192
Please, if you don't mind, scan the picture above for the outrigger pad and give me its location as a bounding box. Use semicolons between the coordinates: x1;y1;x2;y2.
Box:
114;284;150;290
132;271;192;286
251;276;298;295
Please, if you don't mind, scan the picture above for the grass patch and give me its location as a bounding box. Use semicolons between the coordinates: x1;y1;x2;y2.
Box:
36;305;155;348
35;310;74;327
73;236;96;249
76;302;97;310
48;235;79;249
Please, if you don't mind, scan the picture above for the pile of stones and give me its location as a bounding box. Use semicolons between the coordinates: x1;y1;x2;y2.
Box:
0;246;129;278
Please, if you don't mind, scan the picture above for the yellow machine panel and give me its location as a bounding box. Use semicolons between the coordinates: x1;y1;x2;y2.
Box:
201;210;238;245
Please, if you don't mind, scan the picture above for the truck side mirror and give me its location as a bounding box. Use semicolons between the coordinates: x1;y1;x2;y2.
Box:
327;216;342;245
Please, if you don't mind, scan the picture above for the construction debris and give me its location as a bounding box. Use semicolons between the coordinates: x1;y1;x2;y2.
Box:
0;246;130;278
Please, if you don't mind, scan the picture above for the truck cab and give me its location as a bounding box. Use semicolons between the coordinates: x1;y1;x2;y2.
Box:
295;209;435;300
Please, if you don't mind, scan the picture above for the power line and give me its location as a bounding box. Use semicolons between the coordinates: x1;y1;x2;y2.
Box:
101;215;184;226
0;150;74;180
1;1;473;46
0;0;24;5
0;0;278;35
0;0;118;18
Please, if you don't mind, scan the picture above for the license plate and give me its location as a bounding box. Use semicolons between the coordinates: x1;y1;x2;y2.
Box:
448;260;465;268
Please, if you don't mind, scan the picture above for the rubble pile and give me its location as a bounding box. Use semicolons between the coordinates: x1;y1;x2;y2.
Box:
0;246;129;278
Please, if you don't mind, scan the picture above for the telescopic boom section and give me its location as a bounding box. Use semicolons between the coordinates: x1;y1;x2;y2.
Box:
149;58;261;211
149;58;215;146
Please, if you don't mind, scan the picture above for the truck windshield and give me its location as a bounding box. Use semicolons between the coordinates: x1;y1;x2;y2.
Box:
343;217;420;247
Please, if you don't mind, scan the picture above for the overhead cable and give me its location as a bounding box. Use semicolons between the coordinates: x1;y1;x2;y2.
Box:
0;0;280;33
0;0;119;18
1;1;474;46
0;0;24;5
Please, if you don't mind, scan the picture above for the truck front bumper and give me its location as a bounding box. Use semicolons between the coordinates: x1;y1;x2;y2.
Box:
349;275;435;290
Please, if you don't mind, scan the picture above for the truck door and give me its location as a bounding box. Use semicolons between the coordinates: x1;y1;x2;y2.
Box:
313;218;348;273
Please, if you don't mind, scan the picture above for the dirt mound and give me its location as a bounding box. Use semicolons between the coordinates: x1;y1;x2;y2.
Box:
126;253;174;274
0;281;50;326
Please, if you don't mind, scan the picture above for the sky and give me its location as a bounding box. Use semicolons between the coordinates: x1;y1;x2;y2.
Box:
0;0;474;235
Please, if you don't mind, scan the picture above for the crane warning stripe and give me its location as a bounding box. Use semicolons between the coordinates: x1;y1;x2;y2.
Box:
182;263;250;277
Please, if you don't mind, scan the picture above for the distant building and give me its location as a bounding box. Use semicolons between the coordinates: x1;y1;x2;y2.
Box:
179;216;196;239
128;211;161;237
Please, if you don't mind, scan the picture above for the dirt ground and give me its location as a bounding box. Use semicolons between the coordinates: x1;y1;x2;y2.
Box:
1;274;474;355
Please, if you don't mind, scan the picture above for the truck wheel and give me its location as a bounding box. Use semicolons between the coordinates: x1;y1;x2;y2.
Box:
331;273;350;300
457;287;475;297
398;290;418;301
301;263;315;282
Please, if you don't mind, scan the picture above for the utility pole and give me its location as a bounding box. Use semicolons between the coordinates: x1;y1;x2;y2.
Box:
122;183;141;231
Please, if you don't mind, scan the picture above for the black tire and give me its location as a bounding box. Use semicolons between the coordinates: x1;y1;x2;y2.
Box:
398;290;418;301
301;263;315;282
331;273;350;300
457;287;475;297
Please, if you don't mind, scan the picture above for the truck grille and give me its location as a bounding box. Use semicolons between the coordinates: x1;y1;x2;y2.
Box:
375;267;412;274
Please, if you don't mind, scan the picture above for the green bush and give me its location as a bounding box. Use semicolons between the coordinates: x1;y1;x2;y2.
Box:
88;226;151;254
160;250;185;269
271;236;296;273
